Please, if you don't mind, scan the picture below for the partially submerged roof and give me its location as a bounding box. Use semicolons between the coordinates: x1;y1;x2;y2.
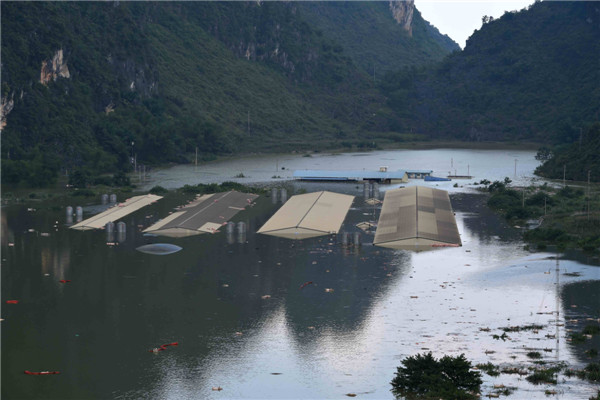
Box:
143;191;258;238
293;169;408;182
373;186;461;251
257;191;355;239
70;194;163;231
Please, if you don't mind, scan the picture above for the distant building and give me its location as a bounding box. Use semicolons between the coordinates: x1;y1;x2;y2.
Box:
293;168;409;183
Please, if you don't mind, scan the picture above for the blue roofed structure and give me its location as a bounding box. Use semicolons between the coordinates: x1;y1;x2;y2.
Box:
293;169;409;183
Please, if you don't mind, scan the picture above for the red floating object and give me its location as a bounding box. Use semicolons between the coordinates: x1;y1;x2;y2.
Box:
6;300;19;304
59;280;71;283
149;342;179;353
299;281;313;290
24;370;60;375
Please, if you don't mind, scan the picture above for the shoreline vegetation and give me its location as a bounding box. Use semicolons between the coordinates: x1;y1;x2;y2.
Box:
479;178;600;253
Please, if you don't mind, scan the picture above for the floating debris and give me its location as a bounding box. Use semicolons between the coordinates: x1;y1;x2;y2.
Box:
212;387;223;391
6;300;19;304
24;370;60;375
149;342;178;353
59;280;71;284
299;281;313;290
324;288;334;293
261;295;271;299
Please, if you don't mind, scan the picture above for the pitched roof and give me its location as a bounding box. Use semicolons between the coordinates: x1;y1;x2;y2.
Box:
257;191;355;239
373;186;461;251
70;194;163;231
143;191;258;238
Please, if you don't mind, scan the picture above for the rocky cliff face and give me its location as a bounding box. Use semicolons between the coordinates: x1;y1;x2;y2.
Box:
389;0;414;36
1;93;15;130
40;49;70;85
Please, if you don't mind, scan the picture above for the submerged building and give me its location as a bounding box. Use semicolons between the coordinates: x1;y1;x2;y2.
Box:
373;186;461;251
257;191;355;239
143;191;258;237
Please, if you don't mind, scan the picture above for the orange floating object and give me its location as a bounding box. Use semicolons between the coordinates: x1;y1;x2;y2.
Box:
59;280;71;283
6;300;19;304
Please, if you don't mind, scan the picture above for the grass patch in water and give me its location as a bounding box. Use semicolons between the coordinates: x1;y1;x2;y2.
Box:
475;362;500;377
501;324;545;333
527;351;543;360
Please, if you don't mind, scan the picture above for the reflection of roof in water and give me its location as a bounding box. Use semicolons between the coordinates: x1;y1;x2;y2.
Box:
70;194;163;230
143;191;258;238
373;186;461;251
136;243;183;255
257;191;355;239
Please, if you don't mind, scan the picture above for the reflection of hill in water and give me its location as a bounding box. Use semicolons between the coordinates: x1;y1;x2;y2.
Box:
452;192;522;244
561;281;600;364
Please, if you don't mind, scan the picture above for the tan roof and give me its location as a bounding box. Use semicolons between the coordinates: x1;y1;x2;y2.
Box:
373;186;461;251
70;194;163;231
257;191;355;239
143;191;258;237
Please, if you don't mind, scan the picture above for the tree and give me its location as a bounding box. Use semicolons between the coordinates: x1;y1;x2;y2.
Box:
391;352;482;399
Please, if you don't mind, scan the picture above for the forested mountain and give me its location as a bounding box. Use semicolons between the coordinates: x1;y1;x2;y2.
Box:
296;2;458;75
535;123;600;182
0;1;454;186
381;1;599;143
1;1;598;187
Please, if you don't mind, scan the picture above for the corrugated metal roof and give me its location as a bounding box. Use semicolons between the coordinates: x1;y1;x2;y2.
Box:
373;186;461;251
143;191;258;237
70;194;163;231
293;169;408;181
257;191;354;239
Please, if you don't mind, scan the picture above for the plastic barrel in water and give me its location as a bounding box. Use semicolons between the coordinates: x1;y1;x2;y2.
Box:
109;194;117;203
76;206;83;222
101;194;109;205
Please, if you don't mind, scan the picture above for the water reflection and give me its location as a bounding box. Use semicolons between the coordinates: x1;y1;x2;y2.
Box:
3;158;600;399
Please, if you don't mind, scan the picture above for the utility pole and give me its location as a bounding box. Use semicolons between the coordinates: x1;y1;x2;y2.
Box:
247;111;250;135
588;170;591;220
514;159;517;177
563;165;566;187
195;147;198;167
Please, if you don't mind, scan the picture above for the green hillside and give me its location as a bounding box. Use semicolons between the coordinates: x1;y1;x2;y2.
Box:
535;123;600;183
1;1;455;187
296;2;458;75
381;1;599;143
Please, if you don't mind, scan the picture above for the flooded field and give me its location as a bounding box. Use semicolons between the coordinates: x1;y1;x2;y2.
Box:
2;149;599;399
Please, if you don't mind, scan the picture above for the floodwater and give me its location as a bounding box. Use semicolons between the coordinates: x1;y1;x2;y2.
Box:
2;149;599;399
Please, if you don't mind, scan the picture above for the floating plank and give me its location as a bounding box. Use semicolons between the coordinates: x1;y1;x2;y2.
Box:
143;191;258;238
257;191;354;239
70;194;163;231
373;186;461;251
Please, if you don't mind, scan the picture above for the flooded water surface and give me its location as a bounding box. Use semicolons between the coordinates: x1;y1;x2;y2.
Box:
2;149;599;399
